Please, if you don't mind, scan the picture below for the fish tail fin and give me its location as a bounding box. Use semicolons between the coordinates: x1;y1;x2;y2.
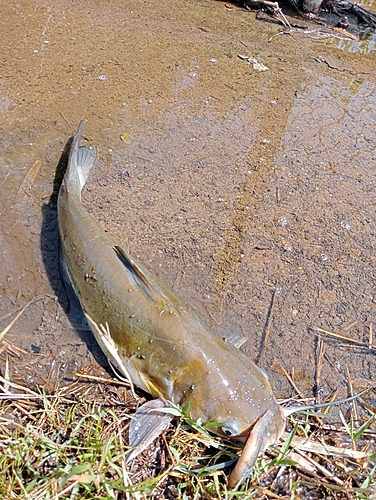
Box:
65;121;97;196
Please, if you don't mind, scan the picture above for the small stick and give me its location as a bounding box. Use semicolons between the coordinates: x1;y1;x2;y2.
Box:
329;342;370;351
278;363;305;398
289;435;369;459
339;320;358;332
161;432;176;466
0;376;41;397
75;372;132;388
0;306;27;323
116;422;142;500
369;322;373;350
3;356;10;392
295;450;344;485
0;296;46;342
245;0;291;26
314;327;376;350
345;365;358;424
0;339;28;357
59;110;73;128
314;336;324;404
256;287;277;366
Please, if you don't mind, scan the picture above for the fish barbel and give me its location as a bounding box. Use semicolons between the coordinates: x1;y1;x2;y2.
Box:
57;122;367;488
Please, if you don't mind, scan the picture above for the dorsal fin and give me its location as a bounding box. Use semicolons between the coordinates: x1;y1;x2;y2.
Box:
114;245;175;310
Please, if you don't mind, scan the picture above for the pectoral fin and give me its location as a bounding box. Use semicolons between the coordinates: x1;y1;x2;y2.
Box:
126;398;174;463
222;331;248;349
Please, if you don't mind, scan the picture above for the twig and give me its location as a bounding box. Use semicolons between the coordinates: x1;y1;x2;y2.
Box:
288;435;370;459
59;110;73;128
345;365;358;425
246;0;291;26
162;432;176;466
0;295;49;342
0;306;26;323
116;422;142;500
339;320;358;332
276;363;305;398
369;322;373;350
0;338;29;357
256;287;277;366
314;336;324;404
294;449;344;485
313;327;376;351
75;372;134;388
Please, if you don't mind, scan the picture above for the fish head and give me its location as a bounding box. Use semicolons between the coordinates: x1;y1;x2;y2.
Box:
187;347;284;440
210;391;286;448
182;345;287;488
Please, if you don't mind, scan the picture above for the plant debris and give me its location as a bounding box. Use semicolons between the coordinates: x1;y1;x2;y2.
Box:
0;364;375;499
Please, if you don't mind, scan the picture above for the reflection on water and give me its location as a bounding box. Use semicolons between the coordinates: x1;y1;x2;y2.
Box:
333;0;376;53
335;27;376;53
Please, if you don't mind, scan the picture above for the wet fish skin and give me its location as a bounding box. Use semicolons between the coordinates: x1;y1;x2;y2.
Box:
57;121;286;487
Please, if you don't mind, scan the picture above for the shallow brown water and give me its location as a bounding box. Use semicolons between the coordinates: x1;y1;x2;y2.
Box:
0;0;375;415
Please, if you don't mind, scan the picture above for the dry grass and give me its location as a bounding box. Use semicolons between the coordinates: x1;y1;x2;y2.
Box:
1;309;376;499
0;366;375;500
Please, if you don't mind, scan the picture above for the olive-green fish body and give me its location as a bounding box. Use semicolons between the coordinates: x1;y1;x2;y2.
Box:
58;122;286;488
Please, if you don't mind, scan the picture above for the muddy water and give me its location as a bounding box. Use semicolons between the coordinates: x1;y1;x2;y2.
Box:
0;0;375;409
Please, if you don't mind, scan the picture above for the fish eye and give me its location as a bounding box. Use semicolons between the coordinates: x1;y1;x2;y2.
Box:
221;420;240;437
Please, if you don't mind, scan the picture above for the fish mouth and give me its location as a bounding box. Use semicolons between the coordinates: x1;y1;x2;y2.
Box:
234;428;252;443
